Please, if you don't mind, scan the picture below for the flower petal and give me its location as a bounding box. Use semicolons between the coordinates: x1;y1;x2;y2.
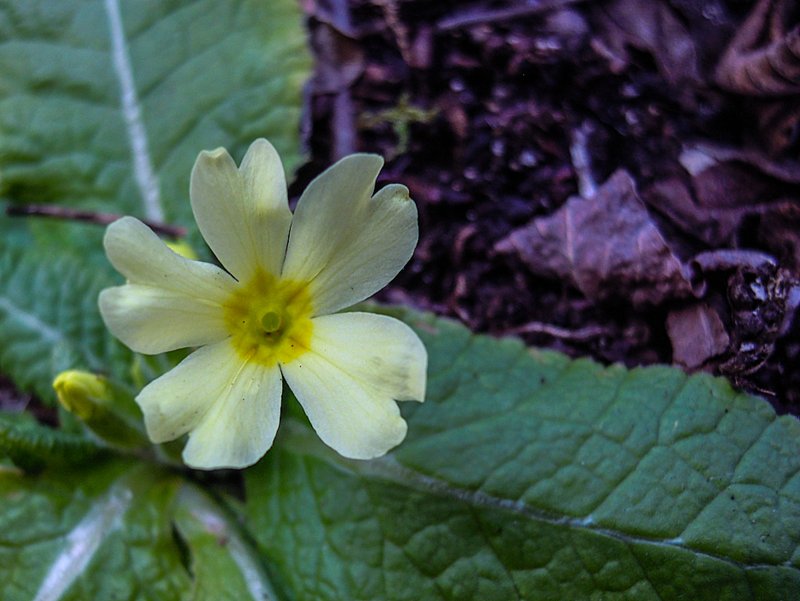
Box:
104;216;236;302
136;340;239;443
281;312;427;459
282;154;418;315
100;217;236;354
99;286;229;354
137;339;283;470
190;138;292;281
182;359;283;470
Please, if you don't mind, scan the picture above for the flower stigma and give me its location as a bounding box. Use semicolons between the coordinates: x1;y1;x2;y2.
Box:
260;309;282;333
223;269;314;367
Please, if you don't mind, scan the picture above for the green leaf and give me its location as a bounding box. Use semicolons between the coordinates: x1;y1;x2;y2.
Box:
0;411;103;470
0;0;311;250
245;310;800;600
0;460;187;600
0;0;312;400
0;243;132;402
172;485;283;601
0;459;281;601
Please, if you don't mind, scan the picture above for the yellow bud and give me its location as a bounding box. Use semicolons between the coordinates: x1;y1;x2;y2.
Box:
53;370;111;420
166;239;198;260
52;370;148;449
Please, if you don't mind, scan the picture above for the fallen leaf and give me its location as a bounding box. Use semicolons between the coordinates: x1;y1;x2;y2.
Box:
644;176;743;246
496;170;694;306
667;302;730;368
591;0;700;90
642;143;800;246
759;204;800;272
680;143;800;185
714;0;800;96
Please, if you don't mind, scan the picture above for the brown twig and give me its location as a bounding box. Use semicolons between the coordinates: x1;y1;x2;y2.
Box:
437;0;585;32
5;204;186;238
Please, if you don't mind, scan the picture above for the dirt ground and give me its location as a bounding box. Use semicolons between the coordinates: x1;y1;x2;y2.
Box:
297;0;800;414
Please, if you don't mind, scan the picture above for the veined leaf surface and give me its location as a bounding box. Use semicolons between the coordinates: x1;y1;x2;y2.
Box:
3;309;799;599
0;459;278;601
0;244;131;402
0;0;311;250
245;310;800;600
0;0;311;397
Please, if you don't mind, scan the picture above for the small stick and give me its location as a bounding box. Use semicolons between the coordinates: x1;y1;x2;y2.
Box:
570;121;597;198
437;0;585;32
506;321;613;341
5;204;186;238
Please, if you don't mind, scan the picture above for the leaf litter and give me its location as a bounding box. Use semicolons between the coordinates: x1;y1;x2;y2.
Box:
300;0;800;413
495;169;696;307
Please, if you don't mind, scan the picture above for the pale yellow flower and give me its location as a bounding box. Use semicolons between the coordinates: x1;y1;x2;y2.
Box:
99;139;426;469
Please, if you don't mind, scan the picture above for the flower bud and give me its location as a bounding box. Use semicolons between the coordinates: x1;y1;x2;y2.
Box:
166;239;198;260
53;370;110;420
53;370;148;449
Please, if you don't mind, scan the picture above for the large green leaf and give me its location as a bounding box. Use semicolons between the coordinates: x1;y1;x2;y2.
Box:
0;0;311;254
0;411;103;470
0;458;279;601
4;308;799;599
0;243;132;402
172;485;284;601
245;310;800;600
0;0;311;397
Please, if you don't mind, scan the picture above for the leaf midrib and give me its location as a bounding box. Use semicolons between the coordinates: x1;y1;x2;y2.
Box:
278;419;795;574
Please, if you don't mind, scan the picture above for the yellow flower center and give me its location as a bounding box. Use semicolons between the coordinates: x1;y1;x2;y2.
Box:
223;269;314;367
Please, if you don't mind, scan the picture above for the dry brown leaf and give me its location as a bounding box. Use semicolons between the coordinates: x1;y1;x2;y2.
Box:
715;0;800;96
643;143;800;246
496;170;694;306
591;0;700;90
680;143;800;184
667;303;730;369
644;177;742;246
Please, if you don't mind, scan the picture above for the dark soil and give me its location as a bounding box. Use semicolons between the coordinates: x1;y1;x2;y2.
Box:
297;0;800;414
